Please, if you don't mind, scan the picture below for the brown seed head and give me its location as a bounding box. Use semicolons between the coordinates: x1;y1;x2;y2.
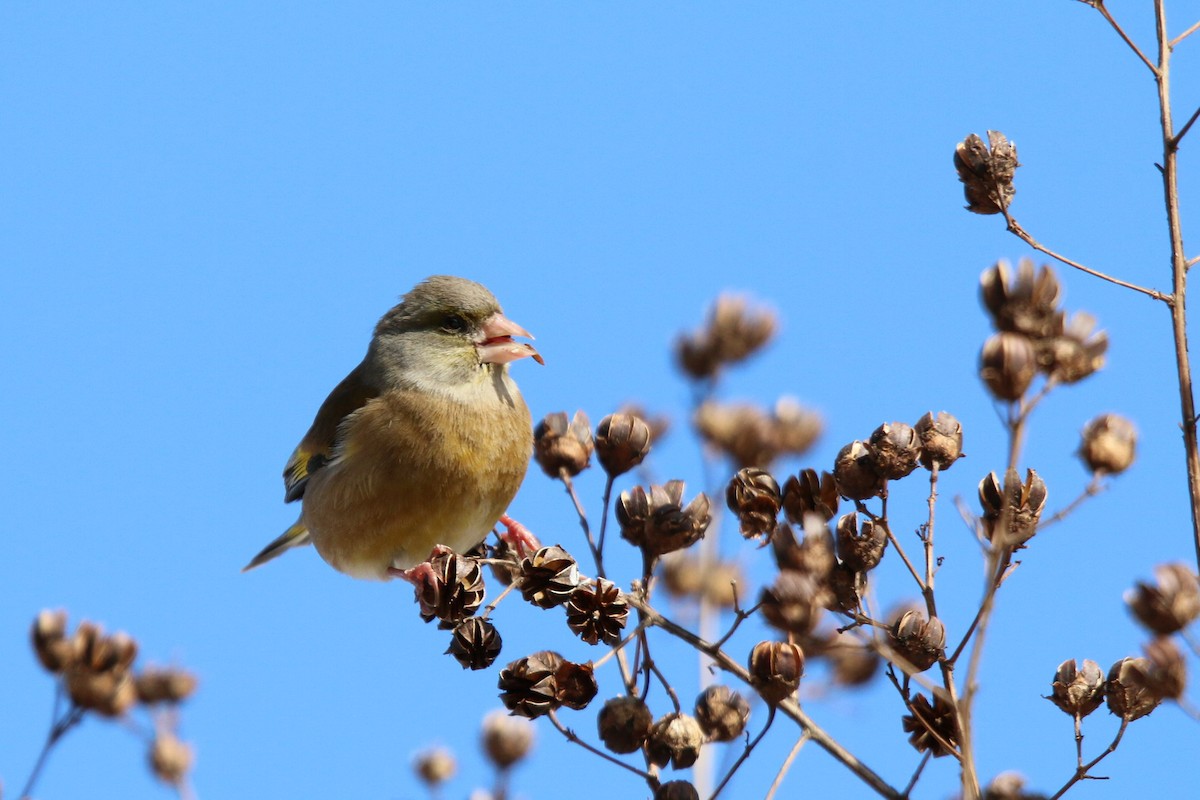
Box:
447;617;503;670
781;468;839;524
533;411;593;478
1046;312;1107;384
1078;414;1136;475
693;399;820;469
771;518;835;579
902;693;959;757
32;609;77;673
981;258;1063;340
833;440;884;501
1047;659;1105;718
481;710;535;770
488;533;539;587
497;651;562;719
869;422;921;481
835;512;888;573
656;781;701;800
617;481;711;557
748;640;805;705
566;578;628;646
418;551;486;627
914;411;964;470
675;294;777;380
1105;657;1162;720
827;561;865;613
828;640;881;686
983;771;1046;800
955;130;1018;215
646;712;705;769
552;659;598;710
135;666;199;705
1126;563;1200;635
594;412;653;477
889;610;945;673
978;468;1047;548
597;695;653;754
1140;637;1187;700
693;685;750;742
980;332;1038;401
726;467;781;541
519;545;580;609
414;747;456;787
760;571;827;637
148;732;194;787
701;560;743;608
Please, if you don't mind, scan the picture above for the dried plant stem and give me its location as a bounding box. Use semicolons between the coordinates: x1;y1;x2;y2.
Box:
1038;477;1105;532
708;706;775;800
627;595;903;799
1048;718;1129;800
596;474;615;567
764;731;810;800
559;472;606;577
1170;18;1200;49
20;693;85;800
1091;1;1159;75
901;751;932;798
546;709;652;781
885;667;962;762
924;465;939;593
1155;0;1200;574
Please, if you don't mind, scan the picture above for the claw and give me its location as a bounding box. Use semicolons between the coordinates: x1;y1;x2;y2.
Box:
497;514;540;559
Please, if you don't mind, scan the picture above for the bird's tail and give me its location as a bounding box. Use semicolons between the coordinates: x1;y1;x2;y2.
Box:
243;521;311;572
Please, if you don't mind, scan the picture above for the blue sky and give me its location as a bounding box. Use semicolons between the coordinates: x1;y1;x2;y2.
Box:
3;2;1197;798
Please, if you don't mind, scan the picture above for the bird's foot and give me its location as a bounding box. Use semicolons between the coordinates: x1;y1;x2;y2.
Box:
386;545;455;593
497;514;540;559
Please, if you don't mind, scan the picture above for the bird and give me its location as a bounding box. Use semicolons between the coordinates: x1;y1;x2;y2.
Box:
243;275;543;581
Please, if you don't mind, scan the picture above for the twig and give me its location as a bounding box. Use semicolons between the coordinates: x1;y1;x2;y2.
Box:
1048;717;1129;800
715;597;763;649
546;709;653;781
1037;477;1106;532
20;693;85;800
901;751;932;799
1089;1;1159;76
764;731;810;800
1173;103;1200;147
1001;214;1168;302
559;471;605;577
1170;19;1200;49
709;707;775;800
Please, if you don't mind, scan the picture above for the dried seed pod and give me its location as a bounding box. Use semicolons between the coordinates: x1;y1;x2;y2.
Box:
902;693;959;757
414;747;456;787
656;781;700;800
481;710;535;770
148;732;194;787
1140;638;1186;700
31;609;77;673
760;571;827;637
954;130;1018;215
497;651;563;719
828;640;881;686
1105;657;1162;721
553;659;598;710
832;440;884;501
726;467;781;540
869;422;921;480
978;468;1047;548
693;685;749;742
134;667;199;705
617;481;711;557
693;399;821;469
597;695;653;754
980;258;1063;341
1045;312;1108;383
675;294;777;380
533;411;593;477
771;518;835;579
646;712;705;769
982;771;1041;800
661;553;704;598
700;560;743;608
1047;659;1105;718
519;545;580;609
447;617;503;670
1078;414;1136;475
748;640;805;705
781;468;839;524
594;413;652;477
889;610;945;673
980;332;1038;401
915;411;964;471
566;578;628;646
826;562;865;614
835;512;888;573
1126;562;1200;635
66;627;140;717
773;397;822;456
417;551;486;627
488;534;533;587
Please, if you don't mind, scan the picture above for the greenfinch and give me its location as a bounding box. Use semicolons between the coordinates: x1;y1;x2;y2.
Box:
244;275;542;580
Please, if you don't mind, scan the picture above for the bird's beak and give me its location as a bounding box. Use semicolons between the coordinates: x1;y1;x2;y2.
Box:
477;312;545;365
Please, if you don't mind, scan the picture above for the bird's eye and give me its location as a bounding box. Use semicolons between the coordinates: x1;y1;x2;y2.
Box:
441;314;468;333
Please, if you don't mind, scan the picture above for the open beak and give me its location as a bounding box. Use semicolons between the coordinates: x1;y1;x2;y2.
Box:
476;312;544;366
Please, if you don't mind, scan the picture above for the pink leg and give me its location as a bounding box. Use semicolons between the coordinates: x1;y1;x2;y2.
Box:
498;514;540;559
386;544;454;588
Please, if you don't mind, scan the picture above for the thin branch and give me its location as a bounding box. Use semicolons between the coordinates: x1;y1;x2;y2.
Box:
764;731;810;800
1048;718;1129;800
1001;214;1169;302
708;707;775;800
1173;103;1200;147
20;697;85;800
546;709;653;781
901;751;932;799
1037;477;1106;532
559;471;605;577
1090;1;1159;76
1170;19;1200;48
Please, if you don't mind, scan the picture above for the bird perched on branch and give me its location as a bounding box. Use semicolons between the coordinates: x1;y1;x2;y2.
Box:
244;275;543;581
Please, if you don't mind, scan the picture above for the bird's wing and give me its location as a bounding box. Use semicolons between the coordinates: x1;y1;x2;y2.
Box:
283;362;378;502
